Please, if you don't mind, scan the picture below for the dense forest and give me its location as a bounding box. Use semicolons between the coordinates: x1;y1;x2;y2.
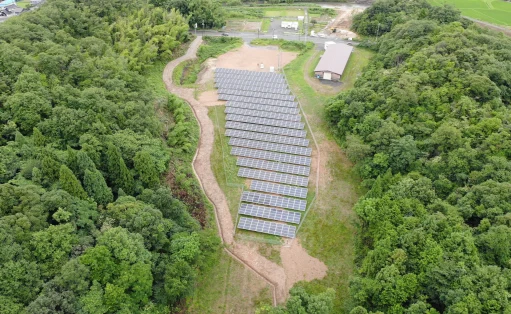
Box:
0;0;220;313
327;0;511;313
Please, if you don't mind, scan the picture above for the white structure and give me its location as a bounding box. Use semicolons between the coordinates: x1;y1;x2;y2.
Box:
324;41;336;50
281;21;298;30
315;43;354;82
297;16;304;21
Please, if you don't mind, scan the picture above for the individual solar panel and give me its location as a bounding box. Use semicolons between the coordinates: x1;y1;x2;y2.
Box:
226;121;306;138
238;167;309;187
225;129;309;147
226;115;304;130
239;203;301;224
241;191;307;211
230;138;312;156
250;180;308;199
231;147;311;166
238;217;296;238
237;157;310;176
226;102;300;115
225;107;301;122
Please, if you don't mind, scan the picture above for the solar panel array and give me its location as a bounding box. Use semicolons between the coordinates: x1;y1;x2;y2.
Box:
239;203;301;224
231;147;311;166
238;217;296;238
229;138;312;156
225;107;301;122
250;180;308;199
238;167;309;187
226;101;300;115
215;68;313;238
237;157;310;176
225;129;309;147
226;121;306;138
242;191;307;211
226;114;304;130
219;94;297;107
219;89;295;101
217;78;288;89
216;82;290;95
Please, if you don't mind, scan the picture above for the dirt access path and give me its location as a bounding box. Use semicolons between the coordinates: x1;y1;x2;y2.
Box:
163;37;327;306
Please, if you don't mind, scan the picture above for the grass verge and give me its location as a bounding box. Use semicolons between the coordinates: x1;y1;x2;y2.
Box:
251;38;314;52
283;48;366;313
187;247;274;313
173;36;243;86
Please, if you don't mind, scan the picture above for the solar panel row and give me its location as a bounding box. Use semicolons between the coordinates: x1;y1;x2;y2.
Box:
226;121;306;138
226;114;305;130
230;138;312;156
226;101;299;115
216;74;285;83
238;217;296;238
238;167;309;187
216;78;288;89
231;147;312;166
239;203;301;224
218;89;295;102
215;69;285;80
225;107;301;122
242;191;307;211
216;83;289;95
216;68;284;78
219;94;297;108
250;180;308;199
226;129;309;147
237;157;310;176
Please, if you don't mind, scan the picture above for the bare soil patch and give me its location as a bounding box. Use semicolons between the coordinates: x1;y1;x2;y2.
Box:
281;239;328;291
225;20;262;32
317;4;366;39
216;43;298;71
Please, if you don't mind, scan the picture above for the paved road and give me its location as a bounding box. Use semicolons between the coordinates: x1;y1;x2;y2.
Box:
191;29;358;49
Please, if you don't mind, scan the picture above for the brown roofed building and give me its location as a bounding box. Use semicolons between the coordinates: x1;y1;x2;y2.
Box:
314;43;354;81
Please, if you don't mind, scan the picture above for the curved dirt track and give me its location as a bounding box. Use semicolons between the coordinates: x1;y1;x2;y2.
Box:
162;37;327;305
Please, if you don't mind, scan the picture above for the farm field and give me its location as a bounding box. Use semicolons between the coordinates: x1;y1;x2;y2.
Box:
428;0;511;26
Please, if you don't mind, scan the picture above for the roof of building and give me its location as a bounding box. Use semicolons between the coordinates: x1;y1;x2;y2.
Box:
314;43;354;76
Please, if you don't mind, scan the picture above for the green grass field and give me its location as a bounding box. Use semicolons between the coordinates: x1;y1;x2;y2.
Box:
428;0;511;26
264;8;305;17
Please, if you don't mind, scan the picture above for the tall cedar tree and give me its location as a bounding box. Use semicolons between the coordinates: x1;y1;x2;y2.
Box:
106;143;134;195
134;151;160;189
84;169;113;205
59;165;87;199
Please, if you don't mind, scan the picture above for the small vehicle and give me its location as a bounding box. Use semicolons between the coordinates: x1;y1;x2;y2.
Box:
221;33;229;36
272;35;278;39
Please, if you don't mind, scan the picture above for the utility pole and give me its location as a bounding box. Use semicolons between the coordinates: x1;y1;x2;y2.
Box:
202;21;205;36
272;28;274;39
258;28;260;39
304;7;308;42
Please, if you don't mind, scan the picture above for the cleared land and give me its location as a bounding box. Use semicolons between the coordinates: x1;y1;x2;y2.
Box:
428;0;511;26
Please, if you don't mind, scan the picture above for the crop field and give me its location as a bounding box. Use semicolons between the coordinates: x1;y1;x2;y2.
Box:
428;0;511;26
264;9;305;17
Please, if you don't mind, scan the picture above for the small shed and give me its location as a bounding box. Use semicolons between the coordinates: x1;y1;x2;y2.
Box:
314;43;353;81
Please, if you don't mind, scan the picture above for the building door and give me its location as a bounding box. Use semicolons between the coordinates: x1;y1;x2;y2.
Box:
323;72;332;80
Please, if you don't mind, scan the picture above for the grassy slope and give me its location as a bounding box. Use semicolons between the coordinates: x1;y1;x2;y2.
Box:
283;48;370;312
428;0;511;26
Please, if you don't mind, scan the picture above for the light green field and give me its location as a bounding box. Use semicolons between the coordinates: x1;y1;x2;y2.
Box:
428;0;511;26
16;0;31;8
264;9;305;17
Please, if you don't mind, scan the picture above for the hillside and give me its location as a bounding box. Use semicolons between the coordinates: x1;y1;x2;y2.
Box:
328;0;511;312
0;0;218;313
